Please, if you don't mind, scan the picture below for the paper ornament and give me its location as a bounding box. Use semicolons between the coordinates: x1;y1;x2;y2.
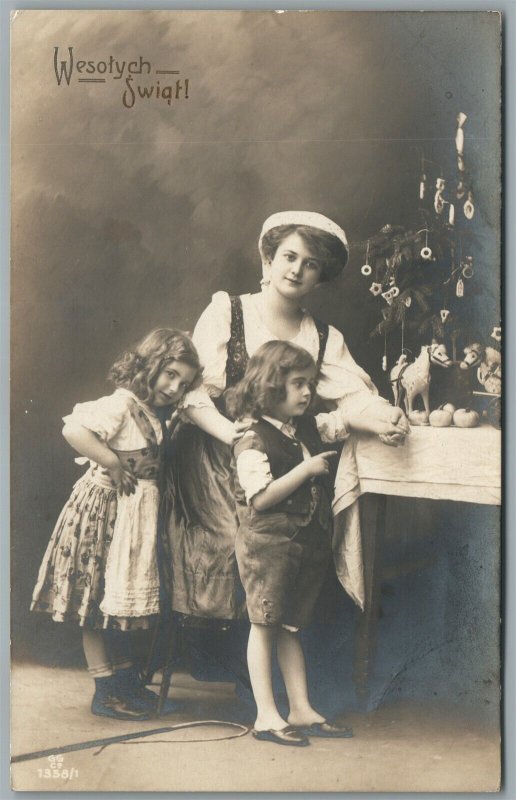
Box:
456;278;464;298
421;246;433;260
361;264;372;276
369;281;382;296
440;309;450;323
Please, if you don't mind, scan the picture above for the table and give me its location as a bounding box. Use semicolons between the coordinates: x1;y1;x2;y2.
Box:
351;424;501;702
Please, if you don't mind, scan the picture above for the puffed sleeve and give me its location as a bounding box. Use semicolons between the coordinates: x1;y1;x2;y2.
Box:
315;407;350;443
190;291;232;398
317;325;390;416
62;392;128;442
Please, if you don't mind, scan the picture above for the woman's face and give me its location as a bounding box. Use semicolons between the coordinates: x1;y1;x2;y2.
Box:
263;232;323;299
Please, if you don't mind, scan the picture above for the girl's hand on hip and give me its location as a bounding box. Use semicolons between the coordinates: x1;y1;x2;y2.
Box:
109;462;138;495
305;451;338;477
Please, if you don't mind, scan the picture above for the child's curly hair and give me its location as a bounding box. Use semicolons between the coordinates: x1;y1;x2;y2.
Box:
226;340;316;420
260;224;348;282
108;328;201;404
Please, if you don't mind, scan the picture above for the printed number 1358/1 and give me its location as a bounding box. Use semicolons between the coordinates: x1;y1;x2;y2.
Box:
37;768;79;780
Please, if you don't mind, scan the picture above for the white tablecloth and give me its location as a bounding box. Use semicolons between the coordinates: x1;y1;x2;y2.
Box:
331;424;501;609
354;424;501;506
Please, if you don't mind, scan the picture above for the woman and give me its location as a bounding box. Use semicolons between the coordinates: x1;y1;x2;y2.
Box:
167;211;408;625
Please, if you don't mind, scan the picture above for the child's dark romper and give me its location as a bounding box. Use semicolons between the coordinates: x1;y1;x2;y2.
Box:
233;415;333;630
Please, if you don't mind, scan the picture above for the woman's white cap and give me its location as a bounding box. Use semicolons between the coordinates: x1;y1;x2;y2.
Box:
259;211;349;261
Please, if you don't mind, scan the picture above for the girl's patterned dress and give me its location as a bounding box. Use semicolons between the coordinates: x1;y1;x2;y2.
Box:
31;389;167;631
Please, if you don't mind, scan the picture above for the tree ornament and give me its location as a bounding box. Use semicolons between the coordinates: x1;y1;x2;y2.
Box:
491;326;502;343
456;277;464;298
361;240;372;276
440;309;450;323
382;289;394;305
382;355;388;372
455;112;467;156
404;296;412;308
462;257;474;279
369;281;382;296
421;246;433;260
456;179;466;200
419;173;426;200
463;192;475;219
448;203;455;226
390;286;400;298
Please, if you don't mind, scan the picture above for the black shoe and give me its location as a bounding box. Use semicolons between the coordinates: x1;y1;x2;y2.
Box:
91;691;151;721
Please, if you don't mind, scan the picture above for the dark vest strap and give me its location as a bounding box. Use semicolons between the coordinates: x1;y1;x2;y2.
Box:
314;318;329;376
225;295;249;389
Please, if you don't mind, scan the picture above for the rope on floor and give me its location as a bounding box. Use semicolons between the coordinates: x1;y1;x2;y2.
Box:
11;720;250;764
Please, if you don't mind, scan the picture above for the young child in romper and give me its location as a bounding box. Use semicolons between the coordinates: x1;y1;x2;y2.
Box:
31;328;200;721
227;340;408;747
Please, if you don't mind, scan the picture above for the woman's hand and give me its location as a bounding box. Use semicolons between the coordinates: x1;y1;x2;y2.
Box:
304;451;339;477
347;402;409;442
108;462;138;496
377;406;409;447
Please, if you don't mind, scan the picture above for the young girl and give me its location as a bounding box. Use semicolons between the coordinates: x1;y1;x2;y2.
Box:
31;329;200;721
228;340;375;747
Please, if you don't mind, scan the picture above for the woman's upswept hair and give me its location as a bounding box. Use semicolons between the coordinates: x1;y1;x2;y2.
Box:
108;328;201;403
260;224;348;282
226;341;316;420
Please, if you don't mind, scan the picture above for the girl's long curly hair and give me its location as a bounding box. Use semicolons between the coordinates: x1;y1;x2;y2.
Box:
225;340;316;420
108;328;201;404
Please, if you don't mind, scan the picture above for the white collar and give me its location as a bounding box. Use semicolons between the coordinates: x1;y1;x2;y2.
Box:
262;415;297;438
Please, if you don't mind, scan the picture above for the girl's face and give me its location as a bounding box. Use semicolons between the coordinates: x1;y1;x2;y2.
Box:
271;368;315;422
263;232;323;299
151;360;198;407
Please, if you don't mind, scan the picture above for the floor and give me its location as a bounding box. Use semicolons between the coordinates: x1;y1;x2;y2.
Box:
10;662;500;793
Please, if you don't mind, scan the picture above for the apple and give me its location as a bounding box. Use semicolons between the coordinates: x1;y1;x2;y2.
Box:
408;410;429;426
453;408;480;428
429;409;453;427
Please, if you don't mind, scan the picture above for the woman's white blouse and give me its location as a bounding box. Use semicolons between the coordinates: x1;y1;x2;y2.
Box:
62;388;163;449
183;291;387;418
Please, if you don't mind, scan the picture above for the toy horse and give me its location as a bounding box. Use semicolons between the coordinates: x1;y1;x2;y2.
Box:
390;342;452;414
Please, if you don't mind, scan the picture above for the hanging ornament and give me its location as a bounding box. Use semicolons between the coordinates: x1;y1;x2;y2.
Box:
369;281;382;296
440;309;450;323
404;295;412;308
456;277;464;298
491;326;502;343
421;246;432;260
382;355;388;372
361;241;372;276
419;172;426;200
434;178;446;215
390;286;400;298
463;191;475;219
456;112;467;157
382;332;388;372
456;179;466;200
382;289;394;305
462;257;474;279
389;275;396;285
448;203;455;226
457;154;465;172
434;193;444;215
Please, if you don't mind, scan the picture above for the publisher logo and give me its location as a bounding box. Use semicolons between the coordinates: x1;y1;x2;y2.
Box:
53;46;190;108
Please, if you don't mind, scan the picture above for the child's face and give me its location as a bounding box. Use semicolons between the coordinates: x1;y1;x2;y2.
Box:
271;368;315;422
151;360;198;407
263;233;323;299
